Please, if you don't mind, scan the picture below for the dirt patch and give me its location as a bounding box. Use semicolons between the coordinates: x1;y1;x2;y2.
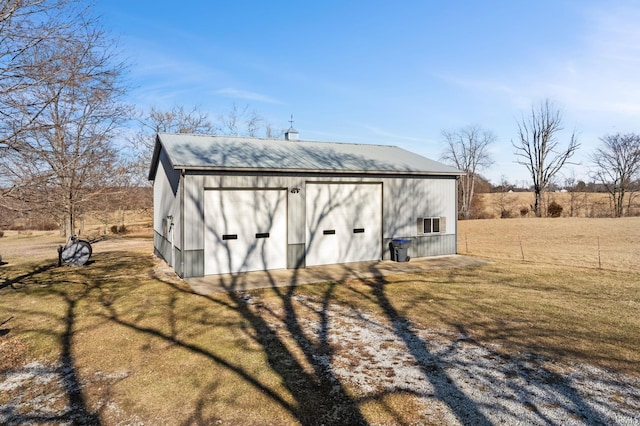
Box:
0;335;28;373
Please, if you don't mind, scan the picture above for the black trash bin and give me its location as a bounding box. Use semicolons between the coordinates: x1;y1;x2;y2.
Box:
390;238;411;262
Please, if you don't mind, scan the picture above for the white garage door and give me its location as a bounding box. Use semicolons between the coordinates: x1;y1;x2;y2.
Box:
204;189;287;275
305;183;382;266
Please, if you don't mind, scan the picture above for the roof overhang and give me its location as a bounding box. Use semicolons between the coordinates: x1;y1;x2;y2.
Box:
149;132;466;179
174;165;465;177
148;135;163;181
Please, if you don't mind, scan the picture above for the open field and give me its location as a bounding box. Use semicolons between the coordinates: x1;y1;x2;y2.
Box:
1;218;639;424
458;216;640;272
478;191;640;219
4;207;153;236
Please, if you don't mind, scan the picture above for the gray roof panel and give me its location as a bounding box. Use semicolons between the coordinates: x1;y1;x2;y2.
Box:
155;133;463;176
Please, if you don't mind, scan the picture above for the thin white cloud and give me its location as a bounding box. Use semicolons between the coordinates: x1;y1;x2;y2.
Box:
350;122;427;143
586;3;640;63
540;5;640;118
566;3;640;115
438;2;640;122
215;88;282;104
436;74;517;97
119;36;235;110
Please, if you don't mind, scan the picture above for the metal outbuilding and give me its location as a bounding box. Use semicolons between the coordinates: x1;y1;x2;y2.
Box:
148;132;464;278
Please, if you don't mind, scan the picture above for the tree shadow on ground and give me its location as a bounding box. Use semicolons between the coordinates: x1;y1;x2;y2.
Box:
0;260;103;425
444;323;617;424
150;183;372;424
100;267;369;425
360;268;492;426
350;263;629;425
0;264;58;290
5;244;635;424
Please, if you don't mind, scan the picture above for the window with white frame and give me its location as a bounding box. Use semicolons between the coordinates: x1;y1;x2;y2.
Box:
417;217;445;235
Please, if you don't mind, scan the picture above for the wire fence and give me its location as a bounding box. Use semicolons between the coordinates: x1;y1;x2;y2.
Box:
458;218;640;274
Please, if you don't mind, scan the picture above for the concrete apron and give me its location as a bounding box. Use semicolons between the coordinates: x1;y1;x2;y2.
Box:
186;255;488;295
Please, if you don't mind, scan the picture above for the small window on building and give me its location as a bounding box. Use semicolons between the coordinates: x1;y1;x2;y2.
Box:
417;217;446;235
429;217;440;233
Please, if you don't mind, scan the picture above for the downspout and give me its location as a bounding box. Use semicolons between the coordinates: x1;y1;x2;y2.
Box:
455;176;459;254
168;216;174;268
180;169;186;278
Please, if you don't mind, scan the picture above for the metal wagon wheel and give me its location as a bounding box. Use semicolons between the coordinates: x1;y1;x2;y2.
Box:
60;238;92;266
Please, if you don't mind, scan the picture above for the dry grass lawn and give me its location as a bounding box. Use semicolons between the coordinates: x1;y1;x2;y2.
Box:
458;216;640;272
0;217;639;424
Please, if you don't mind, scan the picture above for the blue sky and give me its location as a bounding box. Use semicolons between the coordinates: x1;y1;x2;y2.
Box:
96;1;640;185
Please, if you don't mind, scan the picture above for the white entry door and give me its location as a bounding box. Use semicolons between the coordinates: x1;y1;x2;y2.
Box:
204;189;287;275
305;183;382;266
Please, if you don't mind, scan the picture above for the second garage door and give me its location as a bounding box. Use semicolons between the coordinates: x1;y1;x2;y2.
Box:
305;183;382;266
204;189;287;275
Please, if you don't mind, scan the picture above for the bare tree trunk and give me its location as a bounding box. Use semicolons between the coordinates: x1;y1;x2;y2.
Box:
441;125;495;219
513;99;579;218
533;187;542;217
592;133;640;218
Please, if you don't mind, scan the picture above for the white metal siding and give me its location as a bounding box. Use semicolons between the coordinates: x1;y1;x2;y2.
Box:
287;178;306;245
185;174;457;249
183;175;204;251
381;177;456;239
174;172;457;276
152;150;181;249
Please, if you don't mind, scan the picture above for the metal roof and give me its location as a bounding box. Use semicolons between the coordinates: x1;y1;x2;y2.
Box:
149;133;464;179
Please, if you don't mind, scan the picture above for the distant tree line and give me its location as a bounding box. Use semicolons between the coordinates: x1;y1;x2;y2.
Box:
441;100;640;219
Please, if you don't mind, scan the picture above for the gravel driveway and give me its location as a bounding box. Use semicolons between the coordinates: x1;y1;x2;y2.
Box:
283;294;639;425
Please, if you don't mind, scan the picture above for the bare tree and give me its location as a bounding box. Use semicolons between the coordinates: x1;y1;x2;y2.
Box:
135;103;277;153
512;99;579;217
135;103;279;184
1;0;69;200
145;105;215;135
0;0;80;145
493;175;516;218
128;105;215;187
0;3;130;237
441;124;494;219
216;103;266;137
591;133;640;217
563;176;585;217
